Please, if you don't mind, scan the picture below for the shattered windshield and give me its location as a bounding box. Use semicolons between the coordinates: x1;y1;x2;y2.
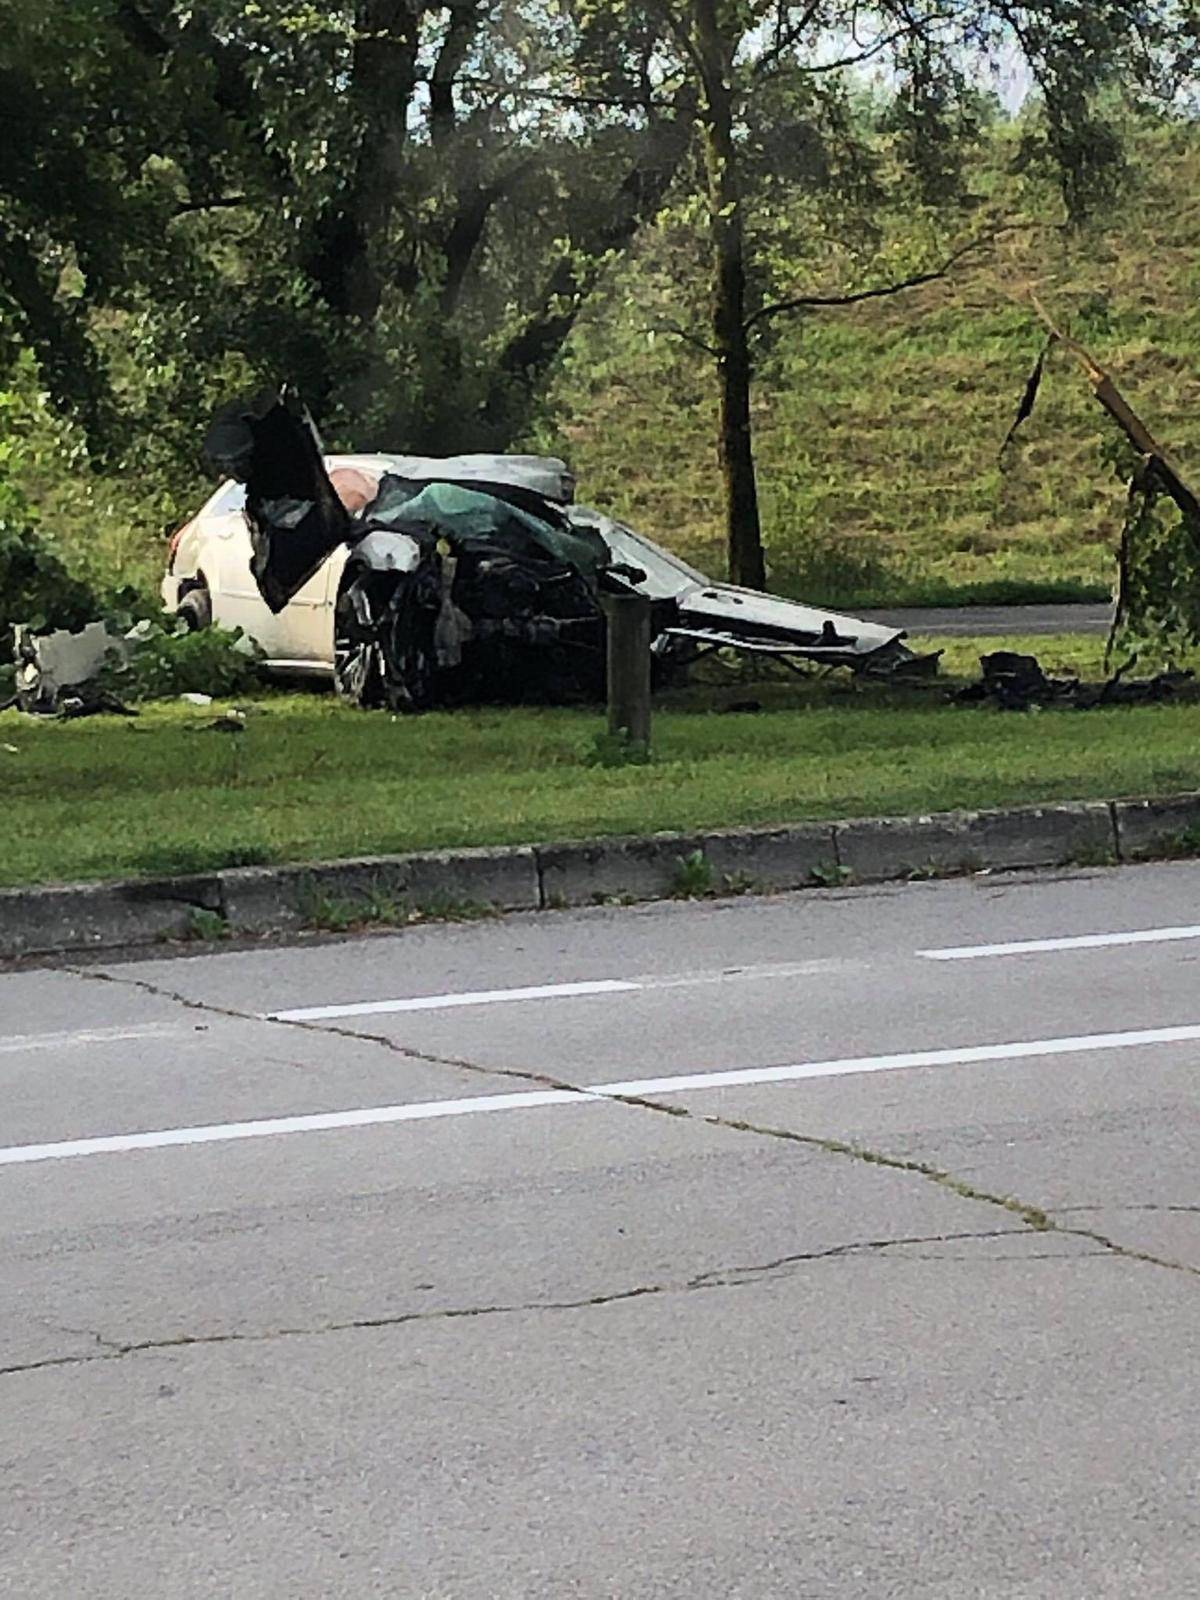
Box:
569;508;709;599
363;480;612;579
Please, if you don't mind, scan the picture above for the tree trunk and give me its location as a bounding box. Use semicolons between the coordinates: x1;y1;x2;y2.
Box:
692;0;765;590
305;0;420;327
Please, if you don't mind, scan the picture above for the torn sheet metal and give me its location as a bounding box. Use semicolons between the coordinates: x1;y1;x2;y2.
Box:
958;650;1192;711
12;622;123;714
206;389;352;614
204;389;917;711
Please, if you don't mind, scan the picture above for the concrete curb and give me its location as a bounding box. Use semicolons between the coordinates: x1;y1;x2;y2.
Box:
3;792;1200;962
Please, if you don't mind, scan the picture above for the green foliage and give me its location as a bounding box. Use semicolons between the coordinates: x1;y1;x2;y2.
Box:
673;848;714;897
810;861;853;886
585;731;653;767
1;1;1197;628
135;841;274;876
184;908;231;942
0;405;102;655
1109;465;1200;667
408;897;498;924
547;122;1200;607
294;879;496;929
5;680;1200;889
0;500;101;652
99;624;266;701
1144;821;1200;860
758;477;896;605
0;0;696;468
298;881;401;933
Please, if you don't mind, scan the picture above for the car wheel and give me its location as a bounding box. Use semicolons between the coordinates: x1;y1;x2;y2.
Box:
333;573;386;707
378;575;437;712
335;568;439;711
177;585;212;632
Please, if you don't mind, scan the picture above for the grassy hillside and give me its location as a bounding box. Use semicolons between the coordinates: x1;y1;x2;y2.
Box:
543;122;1200;606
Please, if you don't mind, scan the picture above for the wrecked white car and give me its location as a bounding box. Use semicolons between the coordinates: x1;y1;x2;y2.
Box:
164;389;917;710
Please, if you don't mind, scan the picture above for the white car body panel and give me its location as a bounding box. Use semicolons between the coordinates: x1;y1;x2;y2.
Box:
674;585;900;657
165;459;371;671
572;511;901;657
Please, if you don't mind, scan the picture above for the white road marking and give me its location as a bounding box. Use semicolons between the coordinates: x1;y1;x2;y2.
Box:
269;978;639;1022
0;1024;181;1056
3;1019;1200;1169
920;924;1200;961
267;962;854;1023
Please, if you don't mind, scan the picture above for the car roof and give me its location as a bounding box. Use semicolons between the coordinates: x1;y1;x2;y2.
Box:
326;453;575;505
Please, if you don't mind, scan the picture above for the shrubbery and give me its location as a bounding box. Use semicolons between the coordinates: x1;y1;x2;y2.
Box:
100;622;265;701
0;474;104;660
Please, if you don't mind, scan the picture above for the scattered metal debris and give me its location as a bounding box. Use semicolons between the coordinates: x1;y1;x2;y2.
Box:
11;622;127;715
958;650;1192;711
57;688;139;719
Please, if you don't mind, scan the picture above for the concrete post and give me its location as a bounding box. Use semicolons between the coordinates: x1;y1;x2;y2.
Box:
601;594;652;750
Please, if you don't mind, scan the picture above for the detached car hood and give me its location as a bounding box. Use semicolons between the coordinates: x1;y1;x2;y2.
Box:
568;508;904;661
673;585;900;659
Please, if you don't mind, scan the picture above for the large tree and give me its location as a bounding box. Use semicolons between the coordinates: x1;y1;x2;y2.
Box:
0;0;694;460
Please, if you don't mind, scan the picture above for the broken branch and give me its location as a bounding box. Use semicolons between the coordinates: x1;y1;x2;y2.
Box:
998;338;1052;457
446;75;666;111
744;231;1003;332
759;12;962;78
752;0;824;77
1028;294;1200;520
173;195;248;217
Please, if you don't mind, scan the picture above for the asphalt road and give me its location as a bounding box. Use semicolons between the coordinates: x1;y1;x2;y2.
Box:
3;861;1199;1598
856;602;1112;636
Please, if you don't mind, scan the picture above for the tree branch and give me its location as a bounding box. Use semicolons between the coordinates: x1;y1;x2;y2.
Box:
480;91;696;442
1029;292;1198;514
783;13;961;76
744;230;1005;331
438;160;535;316
0;220;114;450
430;2;482;147
172;194;248;217
752;0;824;78
639;318;718;355
648;0;706;79
448;74;670;111
113;2;172;58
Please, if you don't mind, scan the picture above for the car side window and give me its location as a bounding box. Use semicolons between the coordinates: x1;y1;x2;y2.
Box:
207;480;247;516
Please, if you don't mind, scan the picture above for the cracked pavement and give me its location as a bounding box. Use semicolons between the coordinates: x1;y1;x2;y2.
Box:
3;861;1200;1596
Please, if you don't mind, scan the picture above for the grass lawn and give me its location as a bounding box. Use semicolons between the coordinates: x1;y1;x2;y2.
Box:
3;636;1199;889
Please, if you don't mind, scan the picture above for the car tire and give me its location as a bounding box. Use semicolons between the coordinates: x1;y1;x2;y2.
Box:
177;585;212;632
333;572;385;707
335;568;438;711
